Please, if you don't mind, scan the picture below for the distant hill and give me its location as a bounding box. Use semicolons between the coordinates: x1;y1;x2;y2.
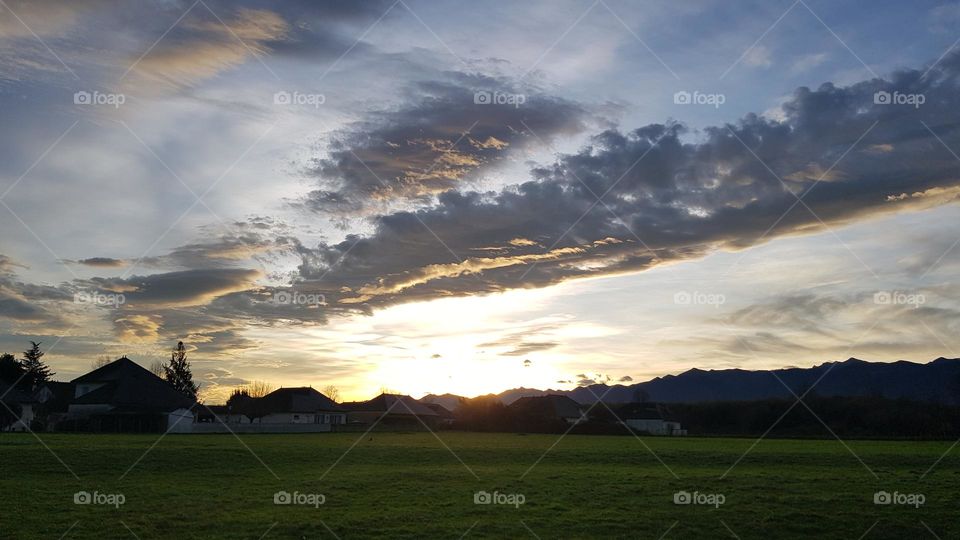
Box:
421;358;960;408
418;393;466;411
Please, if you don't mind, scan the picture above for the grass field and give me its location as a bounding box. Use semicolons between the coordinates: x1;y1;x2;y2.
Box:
1;431;957;539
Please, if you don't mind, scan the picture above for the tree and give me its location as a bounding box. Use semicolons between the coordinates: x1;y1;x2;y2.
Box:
0;353;25;386
21;341;54;389
148;360;165;379
245;380;274;398
163;341;199;400
91;355;112;370
321;384;341;403
226;387;266;424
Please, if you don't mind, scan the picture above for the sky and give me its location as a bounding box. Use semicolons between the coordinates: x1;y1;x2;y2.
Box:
1;0;959;402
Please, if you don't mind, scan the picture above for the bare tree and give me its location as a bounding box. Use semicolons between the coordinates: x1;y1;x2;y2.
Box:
91;355;112;370
321;384;341;403
149;360;165;378
245;380;274;398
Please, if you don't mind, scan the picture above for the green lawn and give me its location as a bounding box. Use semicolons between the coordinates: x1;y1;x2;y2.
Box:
0;432;957;539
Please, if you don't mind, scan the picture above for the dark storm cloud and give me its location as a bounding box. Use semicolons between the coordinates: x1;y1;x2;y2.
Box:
296;53;960;310
305;73;592;214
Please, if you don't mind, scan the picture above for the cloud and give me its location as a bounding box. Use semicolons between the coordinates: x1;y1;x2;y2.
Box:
304;73;592;215
790;52;828;74
0;266;71;327
293;53;960;311
744;45;772;68
128;8;288;88
716;287;960;360
115;314;163;343
0;0;395;87
0;286;51;322
88;268;262;309
76;257;127;268
140;233;289;269
0;255;24;274
0;0;105;39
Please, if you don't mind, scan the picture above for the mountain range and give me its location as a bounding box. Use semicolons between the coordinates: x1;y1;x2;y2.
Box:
422;357;960;409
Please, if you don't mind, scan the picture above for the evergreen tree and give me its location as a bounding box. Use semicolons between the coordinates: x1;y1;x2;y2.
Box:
21;341;54;389
164;341;199;400
0;353;27;387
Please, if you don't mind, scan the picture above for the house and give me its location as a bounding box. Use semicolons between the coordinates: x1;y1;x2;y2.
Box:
31;381;73;431
616;403;685;435
0;382;37;432
509;394;587;425
189;387;345;433
342;393;439;429
65;357;195;433
247;387;345;426
422;402;455;426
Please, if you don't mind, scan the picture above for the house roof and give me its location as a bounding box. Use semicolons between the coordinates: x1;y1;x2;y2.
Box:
342;394;438;416
69;357;195;413
509;394;583;419
616;403;666;420
422;402;454;419
73;357;149;384
257;387;343;413
197;404;229;415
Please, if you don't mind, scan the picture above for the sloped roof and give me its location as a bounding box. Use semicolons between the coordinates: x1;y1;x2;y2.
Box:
616;402;665;420
73;357;158;384
70;357;194;412
509;394;583;419
342;394;438;416
258;387;343;413
422;402;454;419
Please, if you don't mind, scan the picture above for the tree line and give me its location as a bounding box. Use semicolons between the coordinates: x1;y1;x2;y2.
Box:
447;394;960;439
